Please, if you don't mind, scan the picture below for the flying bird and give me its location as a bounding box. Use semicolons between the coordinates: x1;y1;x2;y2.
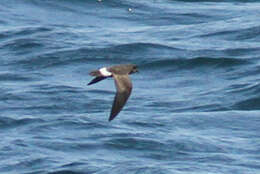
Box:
88;64;138;121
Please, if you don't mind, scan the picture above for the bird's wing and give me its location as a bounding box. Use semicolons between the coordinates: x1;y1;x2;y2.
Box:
109;74;132;121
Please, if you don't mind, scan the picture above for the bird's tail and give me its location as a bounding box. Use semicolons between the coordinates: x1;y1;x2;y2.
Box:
88;76;107;85
89;70;101;76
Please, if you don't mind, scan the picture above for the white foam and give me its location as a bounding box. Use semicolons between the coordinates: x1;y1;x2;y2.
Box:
99;67;112;77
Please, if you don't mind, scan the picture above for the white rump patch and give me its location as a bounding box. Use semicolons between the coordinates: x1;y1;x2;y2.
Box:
99;67;112;77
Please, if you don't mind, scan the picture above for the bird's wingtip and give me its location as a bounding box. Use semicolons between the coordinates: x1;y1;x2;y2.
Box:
108;113;116;122
108;116;113;122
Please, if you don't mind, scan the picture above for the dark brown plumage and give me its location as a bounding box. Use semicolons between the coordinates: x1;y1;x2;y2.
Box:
88;64;138;121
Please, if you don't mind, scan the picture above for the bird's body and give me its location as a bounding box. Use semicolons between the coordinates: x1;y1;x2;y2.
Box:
88;64;138;121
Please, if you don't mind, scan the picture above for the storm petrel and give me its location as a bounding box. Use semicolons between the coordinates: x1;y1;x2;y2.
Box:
88;64;138;121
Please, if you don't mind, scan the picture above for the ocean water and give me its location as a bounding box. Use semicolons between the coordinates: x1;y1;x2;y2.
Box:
1;0;260;173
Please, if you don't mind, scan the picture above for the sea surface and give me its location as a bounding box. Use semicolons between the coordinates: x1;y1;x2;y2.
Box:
1;0;260;174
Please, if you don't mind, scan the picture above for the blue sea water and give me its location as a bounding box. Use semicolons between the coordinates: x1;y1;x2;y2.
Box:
1;0;260;173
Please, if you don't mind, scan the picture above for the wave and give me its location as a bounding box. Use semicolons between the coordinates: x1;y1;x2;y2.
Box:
47;170;85;174
6;39;251;70
0;72;33;82
199;25;260;42
227;82;260;95
232;97;260;110
8;54;252;82
174;0;259;2
140;57;250;71
5;42;176;69
2;37;44;52
0;117;44;129
0;26;52;41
